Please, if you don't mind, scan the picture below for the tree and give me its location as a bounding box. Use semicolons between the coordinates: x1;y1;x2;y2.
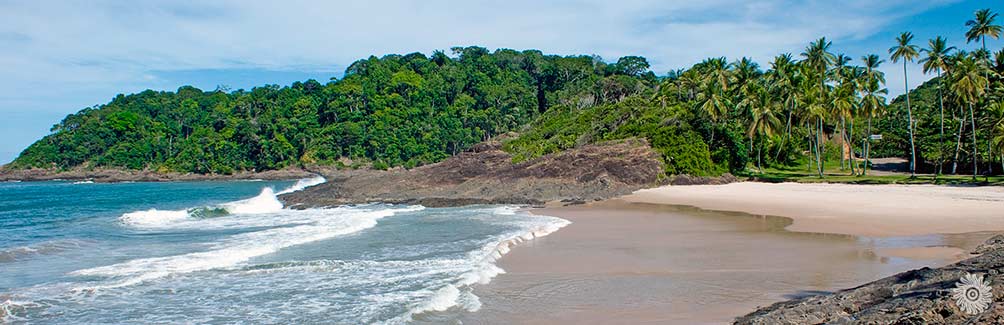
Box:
966;9;1002;176
919;36;956;175
949;54;989;180
801;38;835;177
612;56;651;77
859;55;888;176
832;54;859;174
696;57;732;142
744;82;781;173
889;31;920;177
767;53;798;160
966;9;1002;80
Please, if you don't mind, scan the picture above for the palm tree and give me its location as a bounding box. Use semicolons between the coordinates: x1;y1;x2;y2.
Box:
768;53;798;160
696;57;732;143
732;57;763;156
920;36;956;175
991;101;1004;173
995;122;1004;174
860;78;888;176
889;31;920;177
986;101;1004;173
967;9;1002;175
948;51;970;174
859;54;886;174
949;54;989;180
802;38;835;177
833;54;853;170
745;82;782;173
966;9;1002;77
678;70;701;101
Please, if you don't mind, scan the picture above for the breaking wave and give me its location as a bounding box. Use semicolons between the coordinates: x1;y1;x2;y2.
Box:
74;205;423;290
2;176;572;323
119;176;325;228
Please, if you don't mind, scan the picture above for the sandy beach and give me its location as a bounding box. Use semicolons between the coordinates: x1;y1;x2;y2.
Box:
626;182;1004;237
463;183;1002;324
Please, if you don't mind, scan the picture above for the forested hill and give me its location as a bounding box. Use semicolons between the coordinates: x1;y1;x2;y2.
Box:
9;47;659;174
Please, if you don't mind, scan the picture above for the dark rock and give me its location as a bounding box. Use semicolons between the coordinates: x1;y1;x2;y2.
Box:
280;138;665;208
973;235;1004;254
735;236;1004;324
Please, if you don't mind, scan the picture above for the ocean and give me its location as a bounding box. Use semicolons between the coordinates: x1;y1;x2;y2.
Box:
0;178;568;324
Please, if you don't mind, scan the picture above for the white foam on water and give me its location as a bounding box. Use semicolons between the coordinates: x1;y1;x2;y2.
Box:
71;180;94;184
491;206;518;215
221;187;284;214
277;175;325;195
383;208;570;324
118;176;325;228
14;183;567;323
0;299;37;322
119;209;191;227
418;285;462;313
74;205;425;290
74;176;433;289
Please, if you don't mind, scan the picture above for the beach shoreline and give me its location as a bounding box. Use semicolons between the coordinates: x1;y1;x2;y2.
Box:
464;182;1002;324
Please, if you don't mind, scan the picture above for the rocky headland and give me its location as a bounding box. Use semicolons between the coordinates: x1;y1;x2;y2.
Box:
279;138;699;208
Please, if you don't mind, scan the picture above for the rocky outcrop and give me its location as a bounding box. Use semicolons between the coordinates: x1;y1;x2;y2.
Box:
973;235;1004;255
735;236;1004;324
280;138;666;208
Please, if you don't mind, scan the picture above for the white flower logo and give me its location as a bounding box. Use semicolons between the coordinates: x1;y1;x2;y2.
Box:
951;273;993;315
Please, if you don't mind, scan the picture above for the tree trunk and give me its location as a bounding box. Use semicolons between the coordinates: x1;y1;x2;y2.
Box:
863;117;872;176
807;122;814;172
757;138;763;173
970;103;978;180
903;61;917;177
749;136;754;158
988;133;993;180
816;117;824;177
710;127;716;147
775;107;793;161
937;69;945;175
953;109;965;175
848;118;857;175
840;117;846;170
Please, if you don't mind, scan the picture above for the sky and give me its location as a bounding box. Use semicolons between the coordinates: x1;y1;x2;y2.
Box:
1;0;1001;164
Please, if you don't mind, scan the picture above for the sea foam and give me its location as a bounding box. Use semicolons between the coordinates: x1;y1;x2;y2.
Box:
78;205;424;290
75;176;407;289
118;176;325;228
385;208;570;324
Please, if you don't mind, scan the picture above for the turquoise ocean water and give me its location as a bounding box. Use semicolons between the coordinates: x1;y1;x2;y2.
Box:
0;178;567;323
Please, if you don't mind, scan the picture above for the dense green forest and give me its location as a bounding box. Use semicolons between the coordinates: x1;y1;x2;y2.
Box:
10;9;1004;180
10;47;658;173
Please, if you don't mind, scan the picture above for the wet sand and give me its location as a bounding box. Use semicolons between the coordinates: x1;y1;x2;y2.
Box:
461;199;994;324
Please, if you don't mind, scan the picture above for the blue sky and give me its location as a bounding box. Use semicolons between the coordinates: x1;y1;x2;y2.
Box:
0;0;1001;164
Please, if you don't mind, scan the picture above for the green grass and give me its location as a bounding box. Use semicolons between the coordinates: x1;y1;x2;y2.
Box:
743;158;1004;186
